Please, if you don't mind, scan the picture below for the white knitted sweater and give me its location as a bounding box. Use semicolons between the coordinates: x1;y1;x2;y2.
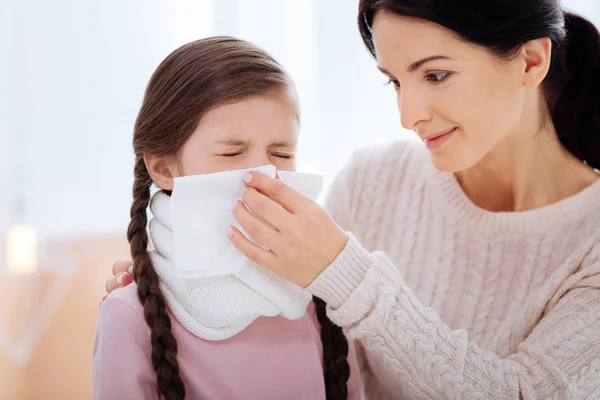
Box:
308;140;600;399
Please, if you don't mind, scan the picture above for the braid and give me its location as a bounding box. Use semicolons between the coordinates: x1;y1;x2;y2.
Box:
127;156;185;400
314;297;350;400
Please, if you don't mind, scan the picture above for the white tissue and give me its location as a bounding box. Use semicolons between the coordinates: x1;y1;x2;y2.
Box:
170;165;323;278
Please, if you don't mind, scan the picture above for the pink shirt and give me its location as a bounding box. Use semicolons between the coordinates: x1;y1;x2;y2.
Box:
93;283;362;399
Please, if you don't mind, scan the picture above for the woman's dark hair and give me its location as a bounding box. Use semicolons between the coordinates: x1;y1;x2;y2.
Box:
358;0;600;169
128;36;350;400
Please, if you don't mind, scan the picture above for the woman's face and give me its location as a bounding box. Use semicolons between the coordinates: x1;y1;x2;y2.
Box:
371;11;537;172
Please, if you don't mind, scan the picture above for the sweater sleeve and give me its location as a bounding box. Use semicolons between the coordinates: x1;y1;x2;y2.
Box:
309;234;600;399
313;153;600;399
92;294;158;400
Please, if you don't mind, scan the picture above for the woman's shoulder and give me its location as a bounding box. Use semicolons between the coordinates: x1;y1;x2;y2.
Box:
325;140;431;225
335;139;431;192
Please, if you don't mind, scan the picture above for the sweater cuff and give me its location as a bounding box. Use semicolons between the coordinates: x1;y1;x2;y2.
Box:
307;232;373;309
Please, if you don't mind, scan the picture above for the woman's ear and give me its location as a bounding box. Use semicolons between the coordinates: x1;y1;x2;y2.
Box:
144;154;177;191
519;37;552;88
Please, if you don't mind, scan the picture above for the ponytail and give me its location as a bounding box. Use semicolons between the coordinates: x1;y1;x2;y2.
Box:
548;12;600;169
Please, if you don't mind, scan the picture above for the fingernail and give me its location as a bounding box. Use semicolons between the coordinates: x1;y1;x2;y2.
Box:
128;265;133;274
227;226;234;237
242;173;252;183
117;273;124;285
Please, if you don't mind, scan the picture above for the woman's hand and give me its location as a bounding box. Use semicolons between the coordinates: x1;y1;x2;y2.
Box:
100;260;134;307
228;172;348;288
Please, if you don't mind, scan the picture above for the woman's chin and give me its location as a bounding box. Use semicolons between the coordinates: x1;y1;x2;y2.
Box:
429;148;478;173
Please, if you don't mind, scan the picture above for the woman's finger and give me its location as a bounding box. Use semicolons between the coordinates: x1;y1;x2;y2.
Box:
104;271;132;294
241;187;290;232
233;199;280;247
112;260;134;276
242;172;306;213
105;276;119;294
227;225;279;270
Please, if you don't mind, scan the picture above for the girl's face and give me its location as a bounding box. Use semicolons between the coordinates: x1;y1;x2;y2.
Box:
147;92;299;190
371;11;551;172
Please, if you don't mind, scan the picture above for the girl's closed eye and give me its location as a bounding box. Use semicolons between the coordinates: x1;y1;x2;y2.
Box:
271;153;293;159
221;153;293;159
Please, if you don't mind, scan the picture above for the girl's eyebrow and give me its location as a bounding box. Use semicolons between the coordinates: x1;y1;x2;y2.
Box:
217;139;250;146
269;141;295;149
216;139;295;149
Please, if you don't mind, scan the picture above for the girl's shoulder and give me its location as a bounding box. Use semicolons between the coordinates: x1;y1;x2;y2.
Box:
101;281;146;322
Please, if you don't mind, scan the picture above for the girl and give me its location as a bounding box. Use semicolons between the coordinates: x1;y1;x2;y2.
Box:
93;37;361;400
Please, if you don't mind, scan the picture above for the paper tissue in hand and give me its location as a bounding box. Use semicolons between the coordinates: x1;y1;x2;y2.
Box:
169;165;323;278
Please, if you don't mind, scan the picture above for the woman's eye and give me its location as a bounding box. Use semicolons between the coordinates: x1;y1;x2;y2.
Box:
222;153;242;157
426;72;452;83
272;153;292;159
385;79;401;89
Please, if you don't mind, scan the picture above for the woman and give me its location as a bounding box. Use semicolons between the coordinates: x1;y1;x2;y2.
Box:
107;0;600;398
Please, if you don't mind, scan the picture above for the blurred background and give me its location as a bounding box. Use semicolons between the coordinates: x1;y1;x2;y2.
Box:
0;0;598;398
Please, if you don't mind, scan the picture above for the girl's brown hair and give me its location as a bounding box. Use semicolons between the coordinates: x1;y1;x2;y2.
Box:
128;36;350;400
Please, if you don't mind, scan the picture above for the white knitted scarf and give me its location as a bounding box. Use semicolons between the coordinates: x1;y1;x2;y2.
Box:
148;191;313;341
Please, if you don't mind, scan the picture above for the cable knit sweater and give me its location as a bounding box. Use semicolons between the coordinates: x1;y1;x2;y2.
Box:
308;140;600;399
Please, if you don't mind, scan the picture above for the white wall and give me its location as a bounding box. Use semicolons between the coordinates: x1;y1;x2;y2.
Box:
566;0;600;25
1;0;214;239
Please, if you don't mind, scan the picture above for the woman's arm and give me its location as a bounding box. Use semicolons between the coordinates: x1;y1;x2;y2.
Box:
230;154;600;399
310;231;600;399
